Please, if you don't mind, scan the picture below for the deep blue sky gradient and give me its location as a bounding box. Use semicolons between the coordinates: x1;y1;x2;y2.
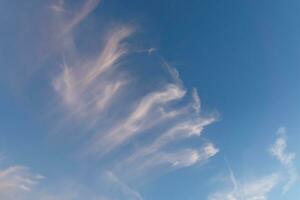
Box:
0;0;299;199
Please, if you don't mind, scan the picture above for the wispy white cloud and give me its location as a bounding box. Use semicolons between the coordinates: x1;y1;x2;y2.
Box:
51;0;101;35
192;88;201;113
137;143;218;171
269;127;299;193
50;0;68;14
105;171;143;200
209;173;280;200
49;0;218;195
65;0;100;34
88;83;187;155
3;0;220;199
52;21;218;181
122;117;216;169
209;127;299;200
47;0;101;56
53;25;134;119
0;165;43;199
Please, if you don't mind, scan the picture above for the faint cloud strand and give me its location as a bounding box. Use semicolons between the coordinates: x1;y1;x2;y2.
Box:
208;173;280;200
0;165;44;199
53;26;134;118
269;127;299;193
50;0;218;193
51;0;101;35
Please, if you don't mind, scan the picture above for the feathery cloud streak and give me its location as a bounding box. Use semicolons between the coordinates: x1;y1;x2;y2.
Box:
51;0;101;35
15;0;222;198
269;127;299;193
53;26;133;118
208;127;299;200
208;173;280;200
0;158;43;200
50;0;218;181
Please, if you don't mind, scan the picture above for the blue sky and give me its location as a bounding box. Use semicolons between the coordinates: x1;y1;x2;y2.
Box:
0;0;300;199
